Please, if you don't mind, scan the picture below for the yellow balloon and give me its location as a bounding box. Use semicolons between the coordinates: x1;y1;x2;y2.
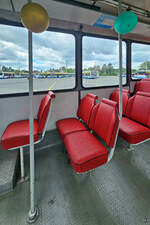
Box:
21;2;49;33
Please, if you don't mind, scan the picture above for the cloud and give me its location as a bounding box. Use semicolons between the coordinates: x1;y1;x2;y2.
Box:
33;31;75;69
0;24;148;71
83;37;126;68
0;25;28;50
83;36;116;55
132;43;150;69
0;25;28;69
0;24;76;70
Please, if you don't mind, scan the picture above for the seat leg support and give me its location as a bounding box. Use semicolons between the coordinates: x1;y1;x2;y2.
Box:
127;144;135;151
20;147;25;179
87;170;95;176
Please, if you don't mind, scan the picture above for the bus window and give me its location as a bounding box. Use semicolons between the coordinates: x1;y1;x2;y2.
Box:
33;31;75;91
0;24;28;94
82;36;126;88
132;43;150;80
0;24;75;94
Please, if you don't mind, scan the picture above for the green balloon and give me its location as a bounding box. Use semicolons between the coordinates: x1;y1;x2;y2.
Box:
114;11;138;34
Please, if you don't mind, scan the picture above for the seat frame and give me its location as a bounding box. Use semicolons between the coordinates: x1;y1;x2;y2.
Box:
8;98;55;180
127;137;150;151
107;112;120;162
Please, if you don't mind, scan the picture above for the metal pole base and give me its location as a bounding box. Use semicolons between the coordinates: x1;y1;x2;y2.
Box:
27;207;39;224
17;175;29;184
20;147;25;178
127;144;135;152
87;170;95;177
76;169;95;176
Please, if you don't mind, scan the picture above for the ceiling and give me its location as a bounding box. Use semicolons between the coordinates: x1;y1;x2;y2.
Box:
0;0;150;39
117;0;150;12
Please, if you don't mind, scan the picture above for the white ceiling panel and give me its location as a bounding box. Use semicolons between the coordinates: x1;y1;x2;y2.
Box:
0;0;12;11
121;0;150;12
12;0;101;26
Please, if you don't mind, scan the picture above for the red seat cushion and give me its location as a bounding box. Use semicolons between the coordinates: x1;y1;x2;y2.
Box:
1;120;39;150
119;117;150;144
56;93;98;140
56;118;87;140
64;131;108;173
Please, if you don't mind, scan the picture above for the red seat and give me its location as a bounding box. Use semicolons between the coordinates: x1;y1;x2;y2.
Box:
119;92;150;144
1;91;55;150
110;88;129;115
63;98;119;173
119;117;150;144
134;78;150;94
1;91;55;179
57;93;98;139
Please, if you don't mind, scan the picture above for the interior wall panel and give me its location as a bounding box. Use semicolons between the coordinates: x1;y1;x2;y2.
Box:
49;91;78;130
81;87;117;102
0;91;78;138
81;86;129;102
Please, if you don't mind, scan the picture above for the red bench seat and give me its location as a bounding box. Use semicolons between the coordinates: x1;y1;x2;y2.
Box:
60;98;119;173
57;93;98;139
119;92;150;144
119;117;150;144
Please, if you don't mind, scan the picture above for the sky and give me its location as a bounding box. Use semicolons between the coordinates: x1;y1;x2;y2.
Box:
83;36;126;69
0;24;149;71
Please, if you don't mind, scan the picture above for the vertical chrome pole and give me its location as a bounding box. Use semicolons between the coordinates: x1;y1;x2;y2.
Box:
20;147;24;179
108;0;123;162
28;30;39;223
118;0;123;120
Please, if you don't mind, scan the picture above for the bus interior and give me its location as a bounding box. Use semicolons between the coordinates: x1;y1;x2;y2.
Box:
0;0;150;225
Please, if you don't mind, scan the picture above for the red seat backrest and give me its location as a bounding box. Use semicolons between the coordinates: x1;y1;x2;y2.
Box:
110;88;129;115
77;93;98;126
37;91;55;133
91;98;119;148
125;91;150;127
88;103;99;130
134;79;150;94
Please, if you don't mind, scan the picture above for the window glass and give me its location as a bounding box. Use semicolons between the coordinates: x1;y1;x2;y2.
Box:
132;43;150;80
0;24;28;94
33;31;75;91
82;36;126;87
0;24;75;94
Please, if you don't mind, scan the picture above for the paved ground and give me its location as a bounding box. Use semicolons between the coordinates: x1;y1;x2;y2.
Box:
0;131;150;225
0;76;126;94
